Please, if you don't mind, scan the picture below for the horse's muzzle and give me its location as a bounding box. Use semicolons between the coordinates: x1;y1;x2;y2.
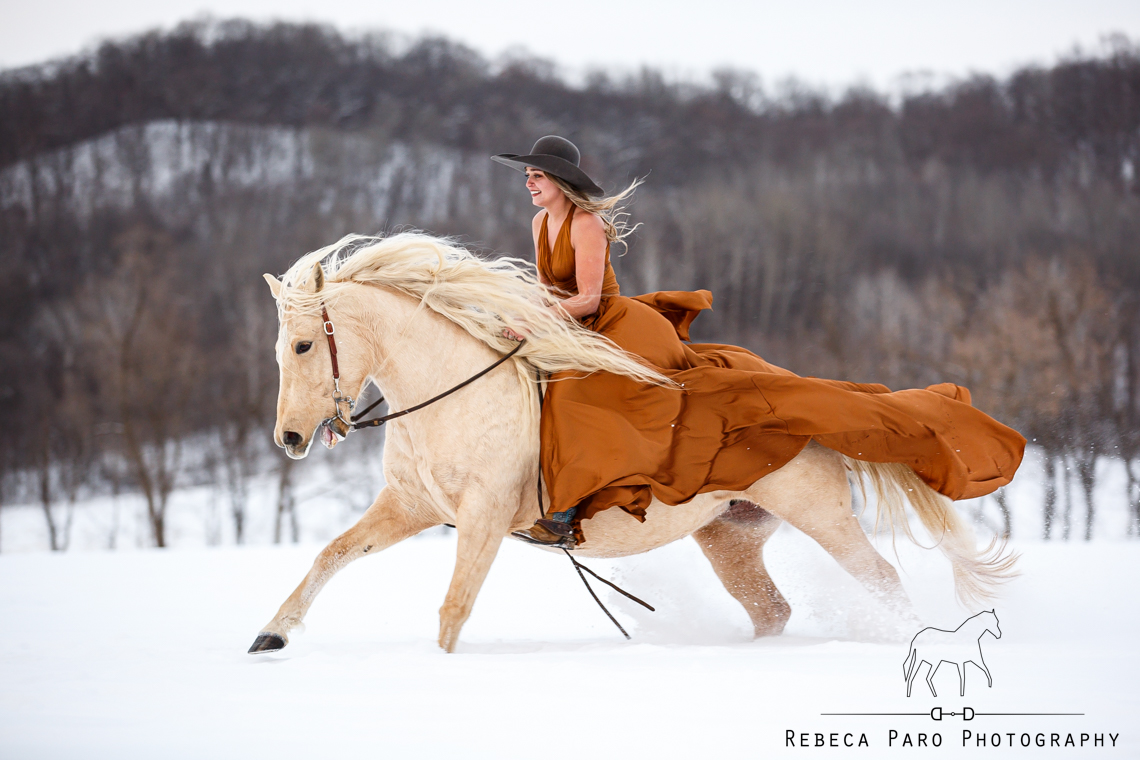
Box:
279;429;315;459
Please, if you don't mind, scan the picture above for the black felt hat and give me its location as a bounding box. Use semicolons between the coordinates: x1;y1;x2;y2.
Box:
491;135;604;197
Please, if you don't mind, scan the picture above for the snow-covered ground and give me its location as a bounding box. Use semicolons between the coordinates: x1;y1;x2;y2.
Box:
2;524;1136;758
2;443;1137;757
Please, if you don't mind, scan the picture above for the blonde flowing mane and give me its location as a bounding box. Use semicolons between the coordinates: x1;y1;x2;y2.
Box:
276;232;671;385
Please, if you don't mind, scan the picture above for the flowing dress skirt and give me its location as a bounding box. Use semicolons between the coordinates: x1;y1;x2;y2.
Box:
540;290;1026;529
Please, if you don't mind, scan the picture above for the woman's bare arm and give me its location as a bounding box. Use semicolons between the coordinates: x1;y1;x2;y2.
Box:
556;211;606;319
505;207;603;341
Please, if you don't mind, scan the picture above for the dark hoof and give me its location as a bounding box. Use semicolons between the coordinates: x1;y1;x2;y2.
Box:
247;632;287;654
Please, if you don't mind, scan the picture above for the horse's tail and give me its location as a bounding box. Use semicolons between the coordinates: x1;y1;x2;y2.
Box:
844;458;1019;607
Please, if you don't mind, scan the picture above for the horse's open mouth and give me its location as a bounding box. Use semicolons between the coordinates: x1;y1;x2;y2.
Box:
319;418;351;450
319;420;340;450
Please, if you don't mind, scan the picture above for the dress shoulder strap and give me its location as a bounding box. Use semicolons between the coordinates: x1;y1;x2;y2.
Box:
557;205;575;251
538;211;550;255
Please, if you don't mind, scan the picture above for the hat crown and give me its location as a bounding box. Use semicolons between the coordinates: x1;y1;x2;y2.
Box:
489;135;603;196
530;135;581;168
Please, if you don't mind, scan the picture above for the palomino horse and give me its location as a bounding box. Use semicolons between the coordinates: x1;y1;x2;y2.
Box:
904;610;1003;697
250;233;1015;654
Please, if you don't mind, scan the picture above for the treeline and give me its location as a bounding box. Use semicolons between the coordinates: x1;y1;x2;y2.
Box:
1;20;1138;549
3;21;1139;190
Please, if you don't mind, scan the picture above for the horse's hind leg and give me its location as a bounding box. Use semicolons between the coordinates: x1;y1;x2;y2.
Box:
751;444;913;617
249;487;436;653
906;657;921;697
800;509;913;616
694;502;790;637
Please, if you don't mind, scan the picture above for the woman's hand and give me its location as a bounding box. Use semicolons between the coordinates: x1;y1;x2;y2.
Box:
502;327;527;341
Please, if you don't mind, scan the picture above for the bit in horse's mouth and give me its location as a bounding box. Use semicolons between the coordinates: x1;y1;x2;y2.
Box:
319;421;340;450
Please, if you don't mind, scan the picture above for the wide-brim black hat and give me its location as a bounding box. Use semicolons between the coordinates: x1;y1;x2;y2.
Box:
491;135;604;197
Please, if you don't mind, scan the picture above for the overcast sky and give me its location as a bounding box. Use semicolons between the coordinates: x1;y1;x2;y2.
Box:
2;0;1139;90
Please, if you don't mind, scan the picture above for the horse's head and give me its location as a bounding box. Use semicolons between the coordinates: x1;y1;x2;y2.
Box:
985;609;1001;639
264;264;370;459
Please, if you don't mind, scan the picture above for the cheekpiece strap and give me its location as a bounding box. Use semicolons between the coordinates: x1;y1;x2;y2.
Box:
321;305;341;381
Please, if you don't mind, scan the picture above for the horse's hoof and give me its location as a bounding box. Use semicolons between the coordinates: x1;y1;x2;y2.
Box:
247;632;287;654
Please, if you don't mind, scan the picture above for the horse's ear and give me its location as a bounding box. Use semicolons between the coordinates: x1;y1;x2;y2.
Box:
263;273;283;299
304;262;325;293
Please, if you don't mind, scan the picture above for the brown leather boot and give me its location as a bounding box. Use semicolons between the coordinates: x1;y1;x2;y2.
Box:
512;519;577;548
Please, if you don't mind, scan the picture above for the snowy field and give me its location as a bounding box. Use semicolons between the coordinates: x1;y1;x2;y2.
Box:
2;444;1138;757
2;524;1137;758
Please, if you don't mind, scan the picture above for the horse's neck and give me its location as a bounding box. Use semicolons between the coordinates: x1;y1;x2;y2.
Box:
961;615;990;637
351;285;491;410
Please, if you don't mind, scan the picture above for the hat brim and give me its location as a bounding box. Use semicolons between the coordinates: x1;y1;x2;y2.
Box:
491;153;604;197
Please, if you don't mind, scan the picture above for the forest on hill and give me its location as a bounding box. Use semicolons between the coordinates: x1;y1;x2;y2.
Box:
2;19;1138;548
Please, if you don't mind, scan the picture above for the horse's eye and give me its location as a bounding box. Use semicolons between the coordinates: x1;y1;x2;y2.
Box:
295;341;312;355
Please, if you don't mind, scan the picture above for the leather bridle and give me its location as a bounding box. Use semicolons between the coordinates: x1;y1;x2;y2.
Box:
319;306;356;438
318;304;525;441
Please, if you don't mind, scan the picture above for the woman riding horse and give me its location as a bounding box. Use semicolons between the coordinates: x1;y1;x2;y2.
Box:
494;136;1026;549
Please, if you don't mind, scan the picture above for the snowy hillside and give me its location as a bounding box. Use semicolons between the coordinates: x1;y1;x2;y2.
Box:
0;121;476;228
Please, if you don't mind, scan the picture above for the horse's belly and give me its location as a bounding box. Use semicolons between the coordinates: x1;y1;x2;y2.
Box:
565;492;733;558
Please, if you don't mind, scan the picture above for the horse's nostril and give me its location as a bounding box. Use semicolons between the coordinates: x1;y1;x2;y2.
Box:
283;431;303;446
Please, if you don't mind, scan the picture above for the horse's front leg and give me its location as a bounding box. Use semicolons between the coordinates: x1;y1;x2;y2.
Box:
248;487;437;653
437;489;516;653
977;649;994;687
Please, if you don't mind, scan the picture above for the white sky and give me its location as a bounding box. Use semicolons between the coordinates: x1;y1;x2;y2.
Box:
2;0;1139;90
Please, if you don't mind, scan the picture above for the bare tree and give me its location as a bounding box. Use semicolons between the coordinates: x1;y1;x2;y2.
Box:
274;456;299;544
69;227;202;548
213;283;278;544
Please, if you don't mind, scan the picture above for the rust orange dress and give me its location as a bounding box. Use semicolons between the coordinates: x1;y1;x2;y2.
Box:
537;208;1025;534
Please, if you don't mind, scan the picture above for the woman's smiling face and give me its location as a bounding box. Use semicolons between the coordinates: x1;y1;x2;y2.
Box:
525;168;562;207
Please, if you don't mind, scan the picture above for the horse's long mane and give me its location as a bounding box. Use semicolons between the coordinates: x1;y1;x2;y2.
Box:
277;232;672;385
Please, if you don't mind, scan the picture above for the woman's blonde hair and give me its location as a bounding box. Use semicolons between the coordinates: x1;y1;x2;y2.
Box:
546;174;644;253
